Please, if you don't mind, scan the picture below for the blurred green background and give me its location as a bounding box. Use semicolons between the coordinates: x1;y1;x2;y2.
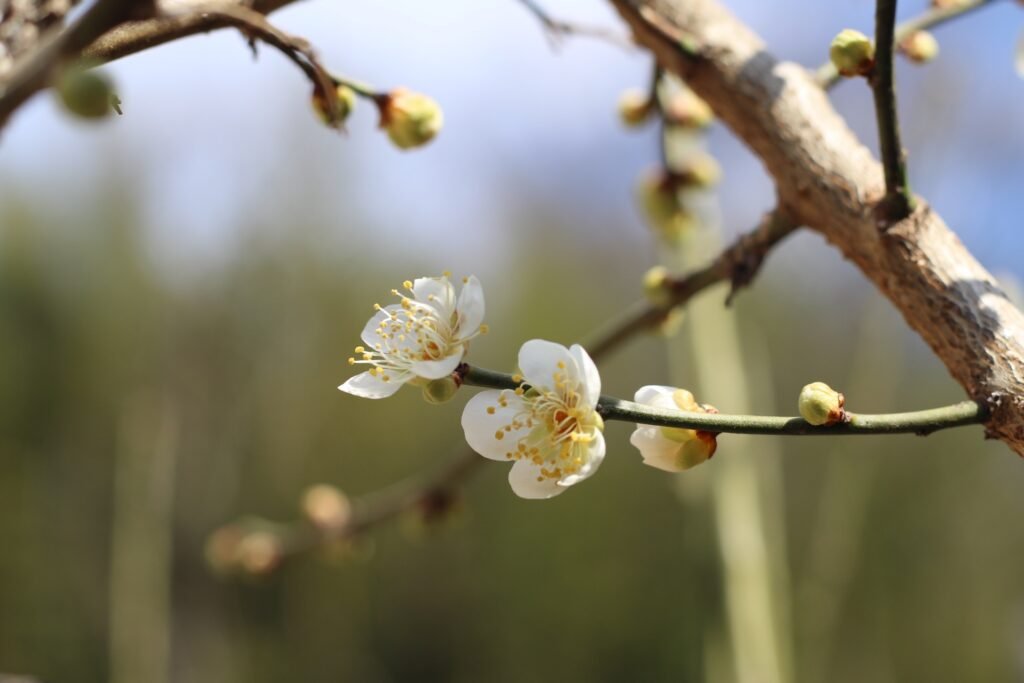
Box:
2;2;1024;682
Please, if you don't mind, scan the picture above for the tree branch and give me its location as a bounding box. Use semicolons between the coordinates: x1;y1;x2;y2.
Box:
611;0;1024;455
461;365;986;437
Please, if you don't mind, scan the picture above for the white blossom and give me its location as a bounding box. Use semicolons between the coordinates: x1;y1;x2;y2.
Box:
339;273;485;399
461;340;604;499
629;386;717;472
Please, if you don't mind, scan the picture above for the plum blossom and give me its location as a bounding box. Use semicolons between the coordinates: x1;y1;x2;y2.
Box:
339;273;486;399
461;340;604;499
629;386;717;472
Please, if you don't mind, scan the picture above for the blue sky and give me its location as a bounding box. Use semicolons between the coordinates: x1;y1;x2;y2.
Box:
0;0;1021;282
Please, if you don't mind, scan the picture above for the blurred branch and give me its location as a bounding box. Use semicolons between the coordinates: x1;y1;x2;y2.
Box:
0;0;150;129
216;210;798;572
816;0;1001;88
516;0;634;49
462;365;987;436
869;0;915;222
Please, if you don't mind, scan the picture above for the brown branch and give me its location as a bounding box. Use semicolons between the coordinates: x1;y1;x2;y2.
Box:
516;0;634;49
0;0;151;128
611;0;1024;455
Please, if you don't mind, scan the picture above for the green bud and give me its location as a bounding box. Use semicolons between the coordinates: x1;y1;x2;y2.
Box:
617;88;653;128
899;31;939;64
798;382;846;426
830;29;875;77
675;152;722;189
643;266;674;308
422;376;460;404
56;67;114;120
312;84;357;127
379;88;443;150
663;88;714;129
636;169;698;243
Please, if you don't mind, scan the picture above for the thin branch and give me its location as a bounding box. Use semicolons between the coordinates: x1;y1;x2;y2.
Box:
461;365;987;437
870;0;916;222
816;0;1001;89
0;0;150;129
516;0;634;49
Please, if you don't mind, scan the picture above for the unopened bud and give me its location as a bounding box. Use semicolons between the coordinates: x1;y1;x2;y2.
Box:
663;88;714;129
675;152;722;189
899;31;939;64
301;484;352;532
312;84;357;127
237;531;283;576
798;381;846;426
379;88;443;150
56;67;115;120
649;389;717;470
643;266;674;308
422;376;460;404
617;88;654;127
830;29;875;77
637;169;698;243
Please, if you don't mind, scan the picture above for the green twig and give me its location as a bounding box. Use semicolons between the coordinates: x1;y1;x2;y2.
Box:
460;365;986;437
871;0;916;222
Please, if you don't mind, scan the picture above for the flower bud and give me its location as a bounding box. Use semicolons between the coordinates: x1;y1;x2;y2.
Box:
204;524;245;575
830;29;875;77
617;88;653;127
301;484;352;532
663;88;714;129
56;67;115;120
643;266;674;308
899;31;939;64
636;169;698;243
237;530;283;576
675;152;722;189
378;88;443;150
422;376;460;404
798;381;846;426
631;387;717;471
312;84;356;127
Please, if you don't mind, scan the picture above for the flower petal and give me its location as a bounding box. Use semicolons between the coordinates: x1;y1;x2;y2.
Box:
461;390;529;461
359;308;392;349
508;459;567;499
338;370;409;399
410;352;463;380
517;339;576;391
634;385;677;408
630;426;684;472
411;276;455;316
455;275;485;336
559;430;606;487
569;344;601;407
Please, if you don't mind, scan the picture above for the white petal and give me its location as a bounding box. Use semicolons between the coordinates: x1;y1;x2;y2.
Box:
517;339;576;391
461;391;529;461
410;352;463;380
338;370;409;399
633;385;677;408
558;430;606;487
455;275;485;336
508;459;567;499
412;276;456;316
569;344;601;407
359;308;392;349
630;426;684;472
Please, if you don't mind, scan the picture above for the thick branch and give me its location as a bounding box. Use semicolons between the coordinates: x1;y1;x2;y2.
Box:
612;0;1024;454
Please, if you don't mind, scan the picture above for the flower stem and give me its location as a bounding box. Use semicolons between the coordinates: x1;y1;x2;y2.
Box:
459;365;986;437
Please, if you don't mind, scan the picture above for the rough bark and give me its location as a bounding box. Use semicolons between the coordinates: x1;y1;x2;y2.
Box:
612;0;1024;454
